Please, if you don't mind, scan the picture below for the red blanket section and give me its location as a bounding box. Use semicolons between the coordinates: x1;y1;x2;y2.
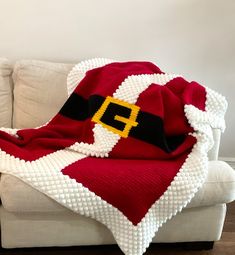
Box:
0;61;206;225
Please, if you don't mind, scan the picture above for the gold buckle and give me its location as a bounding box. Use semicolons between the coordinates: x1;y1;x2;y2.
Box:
92;96;140;138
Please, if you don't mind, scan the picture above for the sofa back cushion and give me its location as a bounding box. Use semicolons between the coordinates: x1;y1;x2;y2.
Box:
0;58;13;128
12;60;74;128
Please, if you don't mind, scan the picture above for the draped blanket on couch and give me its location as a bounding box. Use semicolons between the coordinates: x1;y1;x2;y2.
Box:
0;59;227;255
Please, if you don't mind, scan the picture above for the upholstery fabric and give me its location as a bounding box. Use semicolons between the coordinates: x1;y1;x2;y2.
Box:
189;161;235;207
0;204;226;248
0;58;13;128
12;60;74;128
1;161;234;213
207;129;221;160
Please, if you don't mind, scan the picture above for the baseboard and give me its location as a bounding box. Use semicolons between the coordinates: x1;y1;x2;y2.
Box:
219;157;235;170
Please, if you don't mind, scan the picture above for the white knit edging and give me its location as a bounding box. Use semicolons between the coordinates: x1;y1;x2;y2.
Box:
0;121;52;137
67;58;114;97
112;73;179;103
205;86;227;132
0;127;19;137
184;86;227;154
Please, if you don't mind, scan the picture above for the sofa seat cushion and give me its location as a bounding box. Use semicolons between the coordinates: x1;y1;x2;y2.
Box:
0;161;235;213
0;204;226;248
0;58;13;128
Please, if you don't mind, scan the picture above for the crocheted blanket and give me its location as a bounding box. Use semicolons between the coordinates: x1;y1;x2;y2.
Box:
0;59;227;255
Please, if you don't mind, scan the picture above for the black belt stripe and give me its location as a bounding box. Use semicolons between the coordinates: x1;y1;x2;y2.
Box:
59;93;185;153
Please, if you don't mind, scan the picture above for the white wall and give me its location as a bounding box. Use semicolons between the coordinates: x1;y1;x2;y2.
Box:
0;0;234;157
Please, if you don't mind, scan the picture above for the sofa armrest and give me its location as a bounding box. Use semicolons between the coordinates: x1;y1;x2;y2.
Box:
208;128;221;161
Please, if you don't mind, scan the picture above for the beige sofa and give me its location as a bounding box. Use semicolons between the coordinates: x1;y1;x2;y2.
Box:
0;58;235;250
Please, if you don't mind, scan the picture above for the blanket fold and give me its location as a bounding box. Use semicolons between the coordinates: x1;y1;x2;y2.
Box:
0;59;227;255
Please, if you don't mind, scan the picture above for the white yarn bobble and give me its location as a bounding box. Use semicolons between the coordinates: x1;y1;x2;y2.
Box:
205;87;227;132
0;127;19;137
67;58;114;97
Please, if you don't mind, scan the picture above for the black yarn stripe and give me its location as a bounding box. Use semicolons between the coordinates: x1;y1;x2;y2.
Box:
130;112;185;152
59;93;185;153
59;93;103;120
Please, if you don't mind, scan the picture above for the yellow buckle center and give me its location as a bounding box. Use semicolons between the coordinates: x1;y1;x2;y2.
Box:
92;96;140;138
